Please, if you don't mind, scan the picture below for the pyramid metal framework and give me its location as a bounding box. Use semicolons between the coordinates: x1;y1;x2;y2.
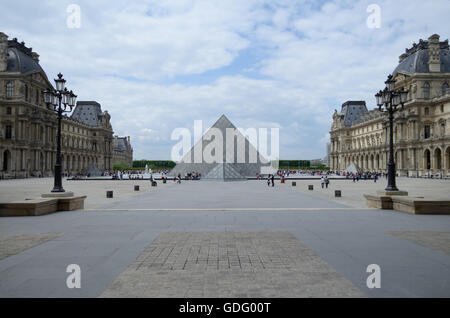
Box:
344;162;363;174
170;115;270;180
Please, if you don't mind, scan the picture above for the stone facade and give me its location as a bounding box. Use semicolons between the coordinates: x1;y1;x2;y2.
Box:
330;34;450;177
112;135;133;167
0;32;126;178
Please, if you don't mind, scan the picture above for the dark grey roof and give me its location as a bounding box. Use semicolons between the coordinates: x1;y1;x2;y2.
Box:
71;101;103;126
6;41;45;74
394;38;450;74
340;101;368;127
114;137;129;152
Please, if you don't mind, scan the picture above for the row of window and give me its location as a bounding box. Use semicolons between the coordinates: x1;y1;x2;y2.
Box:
4;81;41;105
422;82;449;99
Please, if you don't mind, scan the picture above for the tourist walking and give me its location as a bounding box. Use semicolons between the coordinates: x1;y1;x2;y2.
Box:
267;175;271;187
271;174;275;187
325;176;329;189
321;176;325;189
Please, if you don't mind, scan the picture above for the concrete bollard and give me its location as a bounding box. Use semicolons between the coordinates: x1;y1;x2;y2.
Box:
335;190;342;197
106;190;113;198
308;185;313;190
292;181;296;186
134;185;139;191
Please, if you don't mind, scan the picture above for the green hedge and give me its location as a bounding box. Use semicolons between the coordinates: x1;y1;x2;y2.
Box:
132;160;176;170
277;160;311;168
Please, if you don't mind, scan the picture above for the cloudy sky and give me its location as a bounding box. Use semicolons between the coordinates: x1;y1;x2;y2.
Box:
1;0;449;160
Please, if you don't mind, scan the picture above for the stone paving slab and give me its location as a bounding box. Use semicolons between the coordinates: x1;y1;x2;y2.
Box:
389;231;450;256
0;177;175;210
100;232;365;298
0;233;64;261
282;178;450;208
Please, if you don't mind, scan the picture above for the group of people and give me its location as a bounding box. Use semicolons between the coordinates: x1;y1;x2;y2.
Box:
320;176;330;188
183;172;201;180
343;172;382;182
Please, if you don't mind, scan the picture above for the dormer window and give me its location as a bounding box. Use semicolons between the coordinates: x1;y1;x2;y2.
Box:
422;82;430;99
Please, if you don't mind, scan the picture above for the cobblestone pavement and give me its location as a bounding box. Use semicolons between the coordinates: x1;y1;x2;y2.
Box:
0;233;64;261
389;231;450;256
101;232;364;297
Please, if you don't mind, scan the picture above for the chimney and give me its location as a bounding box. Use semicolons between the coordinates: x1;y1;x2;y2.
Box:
0;32;8;72
428;34;441;72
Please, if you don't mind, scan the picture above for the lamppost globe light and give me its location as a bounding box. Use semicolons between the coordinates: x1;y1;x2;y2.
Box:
54;73;66;91
400;88;408;104
43;89;53;105
382;88;391;104
52;94;58;107
62;88;69;105
68;90;76;107
392;94;400;107
385;74;395;91
375;92;380;106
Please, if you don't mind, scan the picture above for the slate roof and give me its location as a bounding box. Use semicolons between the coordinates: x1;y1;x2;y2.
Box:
6;40;45;74
394;37;450;74
340;101;368;127
71;101;103;126
114;137;129;152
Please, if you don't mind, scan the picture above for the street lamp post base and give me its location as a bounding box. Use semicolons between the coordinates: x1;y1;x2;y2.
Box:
385;186;399;192
51;187;65;193
42;191;74;198
376;190;409;196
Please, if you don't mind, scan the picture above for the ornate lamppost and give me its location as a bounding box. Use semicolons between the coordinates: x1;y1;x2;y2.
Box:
375;74;408;192
43;73;77;193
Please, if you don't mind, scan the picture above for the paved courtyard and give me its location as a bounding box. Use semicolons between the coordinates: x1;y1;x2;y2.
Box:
0;178;450;297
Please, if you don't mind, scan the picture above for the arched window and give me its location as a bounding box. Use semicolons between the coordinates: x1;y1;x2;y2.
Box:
422;82;430;99
6;81;14;98
442;82;449;96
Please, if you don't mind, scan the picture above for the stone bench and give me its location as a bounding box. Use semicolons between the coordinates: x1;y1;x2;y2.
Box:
391;196;450;215
0;195;86;217
363;194;394;209
0;198;59;216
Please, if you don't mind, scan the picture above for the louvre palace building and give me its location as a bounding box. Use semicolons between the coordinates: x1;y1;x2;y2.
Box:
0;32;133;178
330;34;450;177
